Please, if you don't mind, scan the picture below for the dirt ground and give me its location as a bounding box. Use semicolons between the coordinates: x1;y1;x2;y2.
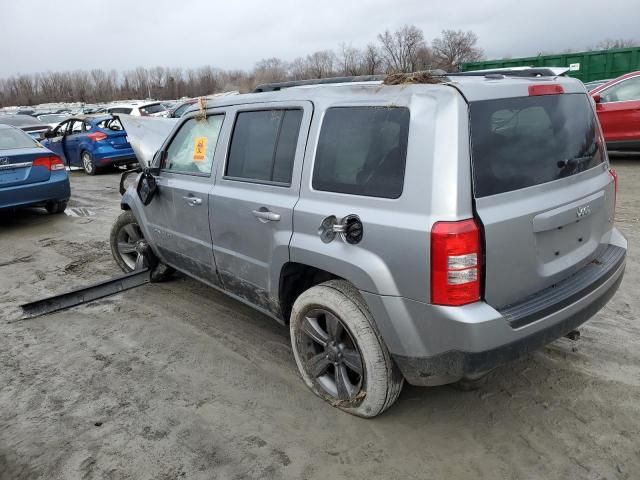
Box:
1;161;639;480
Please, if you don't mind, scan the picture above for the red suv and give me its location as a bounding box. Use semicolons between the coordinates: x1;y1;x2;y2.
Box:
590;71;640;155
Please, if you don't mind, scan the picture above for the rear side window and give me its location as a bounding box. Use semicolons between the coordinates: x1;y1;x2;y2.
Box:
226;109;303;185
600;76;640;103
312;107;409;199
140;103;166;115
109;107;132;115
470;94;604;197
164;115;224;174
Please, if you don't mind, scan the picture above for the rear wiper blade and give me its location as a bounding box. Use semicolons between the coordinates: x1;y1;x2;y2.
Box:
557;155;593;169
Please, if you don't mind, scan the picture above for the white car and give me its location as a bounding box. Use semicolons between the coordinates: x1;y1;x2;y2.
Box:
107;101;168;118
36;113;70;129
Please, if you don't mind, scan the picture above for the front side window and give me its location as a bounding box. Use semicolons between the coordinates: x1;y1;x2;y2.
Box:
164;115;224;174
312;107;410;199
225;109;303;184
600;76;640;103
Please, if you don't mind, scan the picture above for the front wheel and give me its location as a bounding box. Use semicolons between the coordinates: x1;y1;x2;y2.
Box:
290;280;404;418
109;211;174;282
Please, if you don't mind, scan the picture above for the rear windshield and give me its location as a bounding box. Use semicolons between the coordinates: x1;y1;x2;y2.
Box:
0;127;38;150
140;103;166;115
470;94;604;197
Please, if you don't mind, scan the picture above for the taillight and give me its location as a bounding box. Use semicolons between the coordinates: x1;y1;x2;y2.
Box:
431;219;482;306
609;168;618;214
32;155;65;171
528;84;564;96
88;131;107;142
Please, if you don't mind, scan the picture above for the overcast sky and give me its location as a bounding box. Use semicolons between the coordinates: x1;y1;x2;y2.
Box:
1;0;639;77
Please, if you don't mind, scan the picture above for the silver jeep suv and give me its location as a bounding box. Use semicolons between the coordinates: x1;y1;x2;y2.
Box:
111;72;627;417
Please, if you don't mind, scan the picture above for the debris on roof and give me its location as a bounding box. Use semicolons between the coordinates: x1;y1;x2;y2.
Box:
383;72;444;85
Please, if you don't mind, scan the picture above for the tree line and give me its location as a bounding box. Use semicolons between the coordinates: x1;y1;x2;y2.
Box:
1;26;636;107
0;26;484;107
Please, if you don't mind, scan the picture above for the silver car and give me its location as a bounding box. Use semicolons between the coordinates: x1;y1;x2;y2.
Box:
111;73;627;417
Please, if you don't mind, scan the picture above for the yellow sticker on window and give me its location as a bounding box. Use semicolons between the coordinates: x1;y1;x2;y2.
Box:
193;136;207;162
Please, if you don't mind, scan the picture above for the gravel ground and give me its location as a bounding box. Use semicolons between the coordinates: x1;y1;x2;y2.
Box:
0;161;638;480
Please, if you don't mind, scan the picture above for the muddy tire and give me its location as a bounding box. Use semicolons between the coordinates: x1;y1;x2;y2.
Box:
81;151;99;175
45;200;67;214
290;280;403;418
109;211;174;282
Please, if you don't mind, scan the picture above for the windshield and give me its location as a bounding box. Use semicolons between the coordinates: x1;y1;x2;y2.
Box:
469;93;604;197
0;127;39;150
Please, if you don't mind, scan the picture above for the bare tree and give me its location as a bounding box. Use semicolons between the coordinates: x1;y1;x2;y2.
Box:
306;50;336;78
594;38;637;50
432;29;484;71
338;43;363;76
253;57;289;85
361;43;383;75
377;25;426;73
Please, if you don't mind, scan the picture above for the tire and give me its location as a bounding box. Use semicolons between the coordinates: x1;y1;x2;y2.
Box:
290;280;404;418
81;151;99;175
451;371;491;391
109;211;174;282
45;200;68;214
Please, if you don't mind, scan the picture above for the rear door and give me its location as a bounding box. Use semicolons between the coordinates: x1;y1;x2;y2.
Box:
142;111;226;286
469;90;615;308
209;102;311;314
595;74;640;143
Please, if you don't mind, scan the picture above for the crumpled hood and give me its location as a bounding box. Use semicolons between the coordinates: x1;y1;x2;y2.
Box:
116;114;178;168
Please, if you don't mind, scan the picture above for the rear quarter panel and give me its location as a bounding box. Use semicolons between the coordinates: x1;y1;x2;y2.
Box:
291;87;474;303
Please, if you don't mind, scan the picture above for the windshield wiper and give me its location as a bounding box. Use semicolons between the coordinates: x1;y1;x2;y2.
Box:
557;155;594;169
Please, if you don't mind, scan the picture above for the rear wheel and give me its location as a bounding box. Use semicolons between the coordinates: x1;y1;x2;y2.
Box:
109;211;174;282
81;151;99;175
290;280;404;418
45;200;67;214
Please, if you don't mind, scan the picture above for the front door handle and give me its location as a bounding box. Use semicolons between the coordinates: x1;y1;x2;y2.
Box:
252;209;281;222
182;195;202;206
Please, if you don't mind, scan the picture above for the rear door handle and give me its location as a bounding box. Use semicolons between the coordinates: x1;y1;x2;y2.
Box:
182;195;202;206
252;209;281;222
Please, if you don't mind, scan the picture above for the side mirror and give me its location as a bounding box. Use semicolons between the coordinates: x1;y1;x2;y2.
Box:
43;129;57;139
593;93;602;103
136;171;158;206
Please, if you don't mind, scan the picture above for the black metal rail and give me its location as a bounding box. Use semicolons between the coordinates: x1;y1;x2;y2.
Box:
17;269;150;321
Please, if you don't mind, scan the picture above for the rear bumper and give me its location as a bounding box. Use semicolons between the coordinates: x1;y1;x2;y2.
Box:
0;172;70;210
361;229;627;386
92;147;137;166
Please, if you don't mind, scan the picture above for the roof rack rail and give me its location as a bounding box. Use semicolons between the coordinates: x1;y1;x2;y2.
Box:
253;75;386;93
448;67;568;78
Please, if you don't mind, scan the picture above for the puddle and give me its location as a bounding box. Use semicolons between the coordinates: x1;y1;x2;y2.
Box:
65;207;96;217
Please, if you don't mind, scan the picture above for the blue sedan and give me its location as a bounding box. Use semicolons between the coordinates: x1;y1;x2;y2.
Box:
0;124;70;213
41;115;138;175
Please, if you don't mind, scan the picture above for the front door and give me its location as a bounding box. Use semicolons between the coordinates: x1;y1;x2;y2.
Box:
596;74;640;145
62;119;86;165
210;102;312;314
43;120;70;163
143;112;226;286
